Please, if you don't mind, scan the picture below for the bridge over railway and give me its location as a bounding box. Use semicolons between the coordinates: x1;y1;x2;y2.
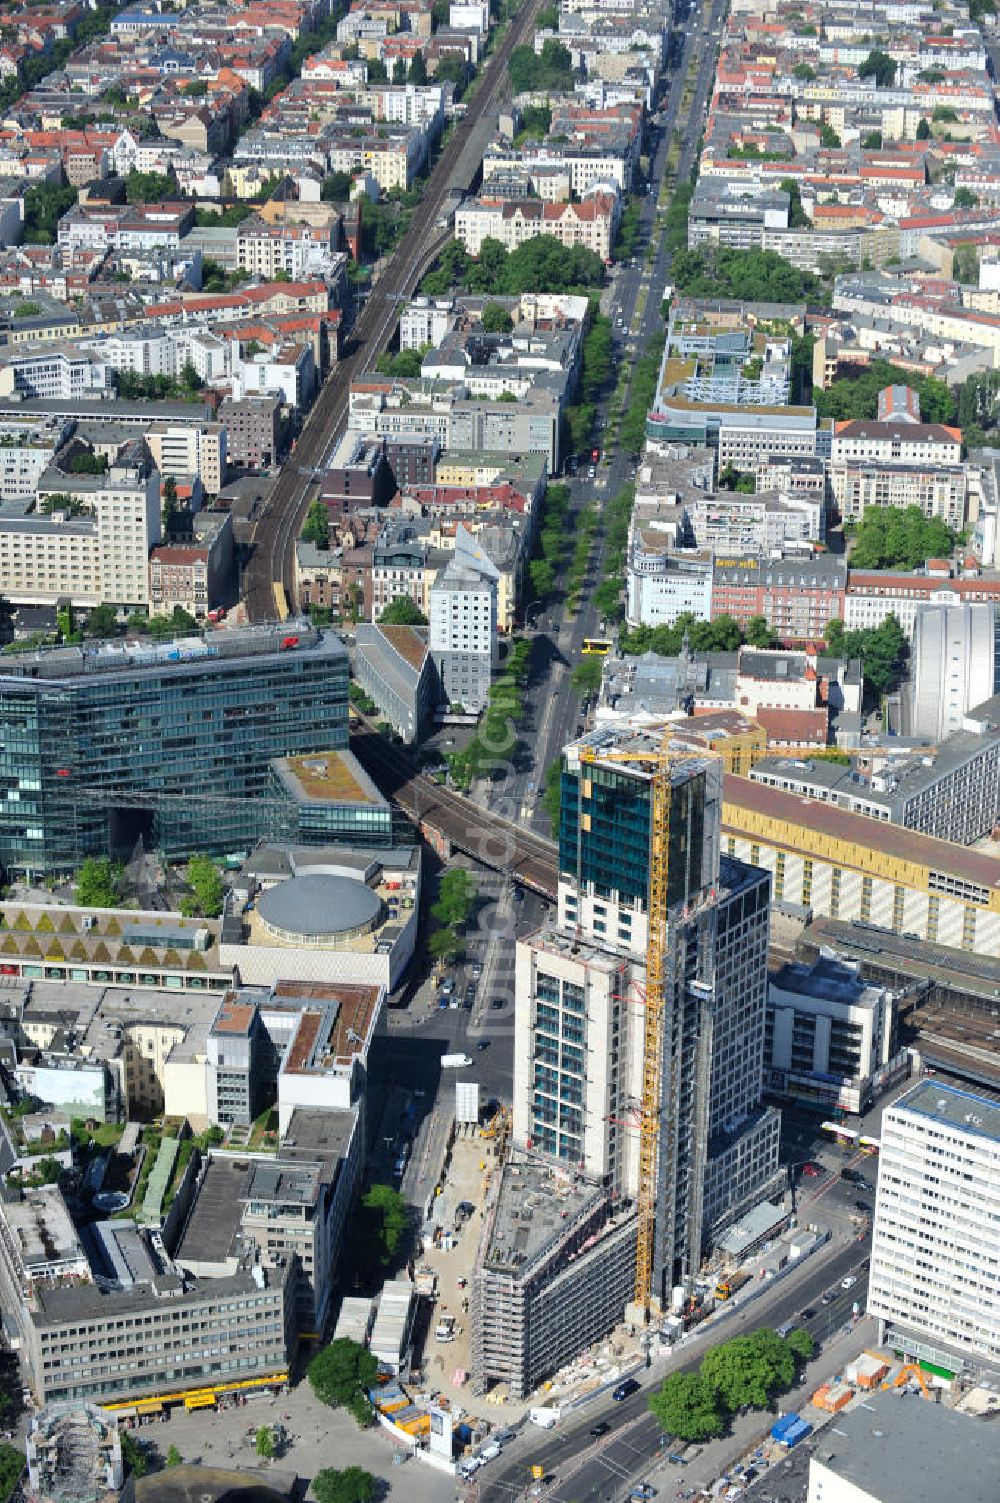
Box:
351;728;559;896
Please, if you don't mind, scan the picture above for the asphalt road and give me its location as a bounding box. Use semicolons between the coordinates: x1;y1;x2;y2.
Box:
478;1238;871;1503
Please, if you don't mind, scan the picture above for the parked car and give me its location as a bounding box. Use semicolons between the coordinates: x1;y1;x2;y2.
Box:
612;1378;641;1402
491;997;506;1010
477;1040;490;1052
841;1275;858;1291
821;1290;836;1305
800;1307;816;1320
801;1162;821;1177
590;1422;611;1437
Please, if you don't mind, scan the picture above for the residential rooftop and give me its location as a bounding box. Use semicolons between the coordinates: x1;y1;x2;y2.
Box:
890;1079;1000;1145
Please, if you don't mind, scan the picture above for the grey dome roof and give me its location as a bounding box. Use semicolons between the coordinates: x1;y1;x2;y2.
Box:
257;873;381;938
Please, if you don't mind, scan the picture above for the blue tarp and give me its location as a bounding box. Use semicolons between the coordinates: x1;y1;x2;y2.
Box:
771;1414;812;1448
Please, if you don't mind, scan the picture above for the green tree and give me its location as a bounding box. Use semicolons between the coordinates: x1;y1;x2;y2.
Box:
313;1469;377;1503
166;1446;183;1468
933;105;958;123
22;182;77;245
819;121;841;148
786;1328;814;1361
518;104;552;140
813;359;955;424
431;868;476;927
529;557;555;598
700;1328;795;1413
671;246;825;306
0;1443;21;1503
858;48;897;88
125;169;176;203
69;450;108;475
85;603;118;639
779;178;809;229
375;348;424;378
862;130;882;148
184;854;224;918
120;1433;148;1480
308;1338;379;1426
792;62;815;80
323;170;354;201
916;117;931;140
648;1372;724;1441
571;657;604;697
508;37;574;92
367;58;388;82
301;498;330;549
359;1183;409;1269
408;50;427;84
481;301;514;334
953;186;979;209
255;1427;275;1459
428;925;461;962
378;597;427;625
744;615;777;648
849;504;956;570
75;857;124;908
162;474;178;523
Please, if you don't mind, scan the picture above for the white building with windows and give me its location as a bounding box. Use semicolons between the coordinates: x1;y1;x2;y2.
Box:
0;449;160;609
428;527;499;713
766;957;897;1114
867;1079;1000;1374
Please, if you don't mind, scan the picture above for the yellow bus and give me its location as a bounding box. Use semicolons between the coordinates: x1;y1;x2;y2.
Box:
581;637;613;655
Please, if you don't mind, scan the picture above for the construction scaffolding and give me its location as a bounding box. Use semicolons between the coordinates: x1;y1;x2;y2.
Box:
578;737;720;1320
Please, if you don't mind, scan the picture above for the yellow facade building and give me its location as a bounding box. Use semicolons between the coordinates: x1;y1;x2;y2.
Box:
722;775;1000;956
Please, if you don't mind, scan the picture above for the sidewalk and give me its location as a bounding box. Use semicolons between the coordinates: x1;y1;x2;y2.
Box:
649;1318;879;1500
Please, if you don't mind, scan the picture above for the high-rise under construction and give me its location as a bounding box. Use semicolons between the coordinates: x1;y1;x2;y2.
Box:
471;723;782;1398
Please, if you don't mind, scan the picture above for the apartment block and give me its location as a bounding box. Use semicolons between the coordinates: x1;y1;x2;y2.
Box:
455;193;619;262
428;548;499;714
145;421;227;495
0;1183;295;1406
218;394;282;469
0;448;160;610
750;729;1000;847
868;1080;1000;1374
711;554;847;640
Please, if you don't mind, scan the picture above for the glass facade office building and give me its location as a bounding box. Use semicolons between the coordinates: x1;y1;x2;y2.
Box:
0;624;351;874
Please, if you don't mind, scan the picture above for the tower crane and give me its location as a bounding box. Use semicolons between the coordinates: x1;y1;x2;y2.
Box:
577;731;721;1320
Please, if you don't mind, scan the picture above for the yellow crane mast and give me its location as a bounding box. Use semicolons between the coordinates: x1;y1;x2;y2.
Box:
577;733;717;1318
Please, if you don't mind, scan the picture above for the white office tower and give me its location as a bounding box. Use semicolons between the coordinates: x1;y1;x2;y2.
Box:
472;725;782;1398
868;1080;1000;1374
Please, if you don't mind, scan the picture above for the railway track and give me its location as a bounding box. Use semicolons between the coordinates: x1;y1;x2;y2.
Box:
351;727;559;894
244;0;548;622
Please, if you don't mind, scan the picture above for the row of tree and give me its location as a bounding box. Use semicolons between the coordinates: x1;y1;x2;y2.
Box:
825;615;907;696
619;612;778;657
671;246;828;306
421;235;605;300
648;1327;814;1441
847;505;957;572
428;868;477;966
813;359;956;426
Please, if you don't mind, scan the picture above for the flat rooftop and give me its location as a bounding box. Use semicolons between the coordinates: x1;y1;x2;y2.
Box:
242;1159;320;1208
271;748;383;806
4;1186;82;1270
212;999;256;1036
174;1157;247;1265
812;1390;1000;1503
890;1079;1000;1145
771;956;884;1009
0;622;345;684
483;1152;608;1274
723;773;1000;890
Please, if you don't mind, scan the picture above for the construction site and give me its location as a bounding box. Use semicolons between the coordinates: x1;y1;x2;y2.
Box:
24;1402;123;1503
470;726;786;1399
